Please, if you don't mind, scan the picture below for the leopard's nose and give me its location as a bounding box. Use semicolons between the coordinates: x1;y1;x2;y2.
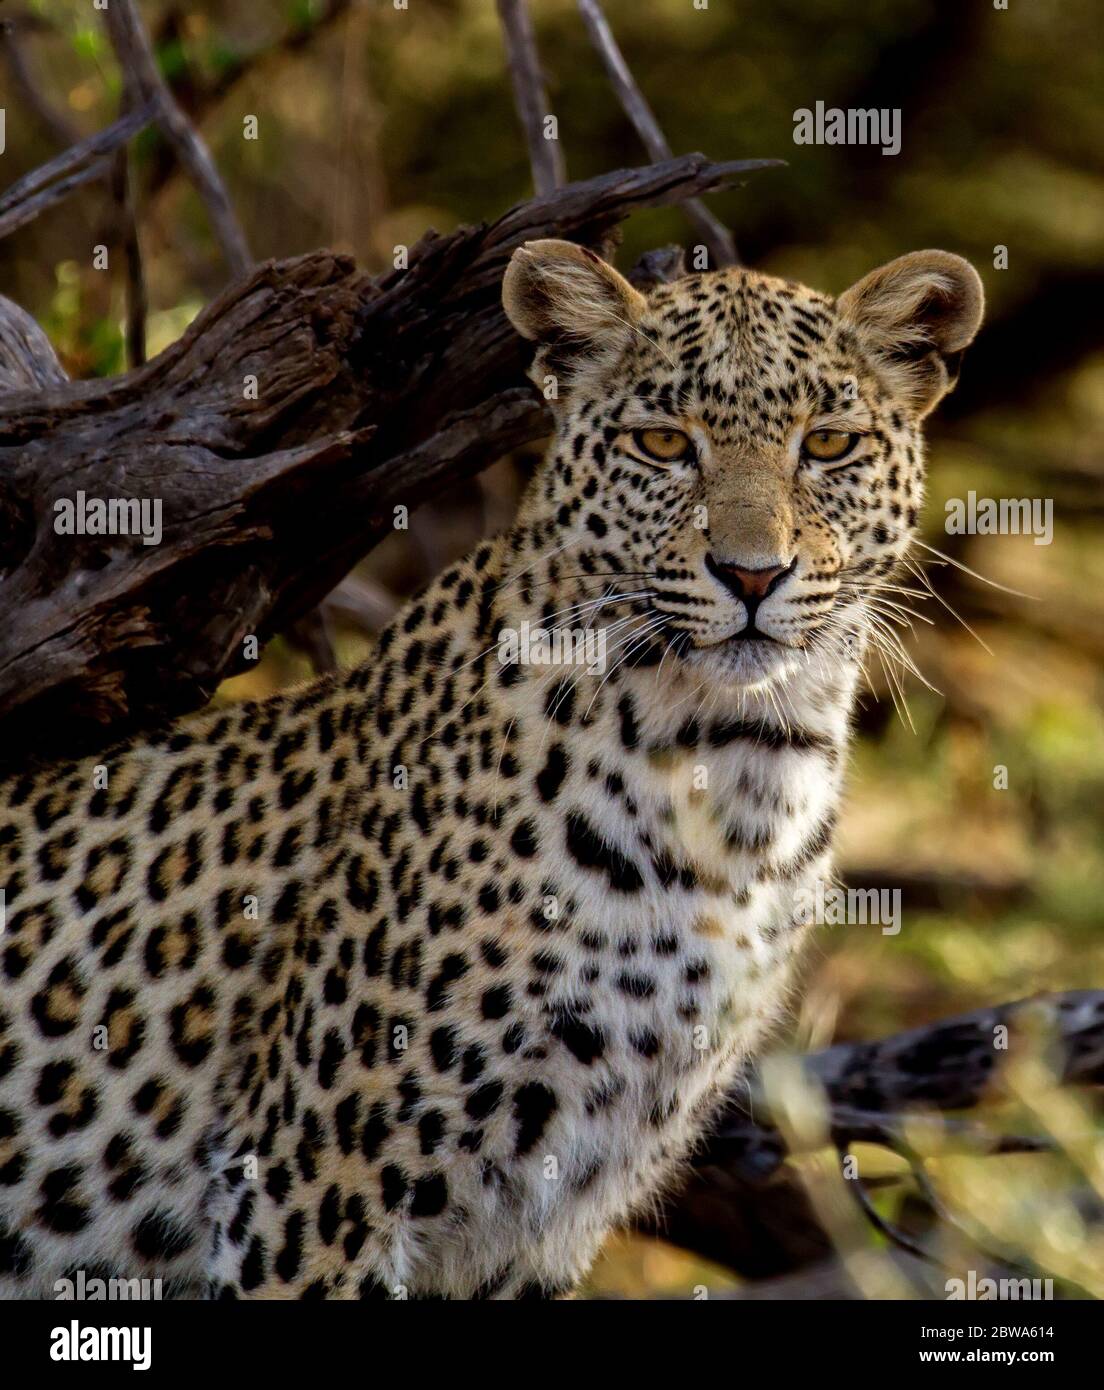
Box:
705;555;796;603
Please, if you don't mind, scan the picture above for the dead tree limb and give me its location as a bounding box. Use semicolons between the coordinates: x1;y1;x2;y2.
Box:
577;0;739;267
0;299;67;392
0;153;777;763
102;0;251;278
497;0;566;196
109;0;358;210
0;105;156;241
644;991;1104;1277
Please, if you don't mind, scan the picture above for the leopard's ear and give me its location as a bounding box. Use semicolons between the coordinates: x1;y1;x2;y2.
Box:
502;239;646;352
837;251;984;416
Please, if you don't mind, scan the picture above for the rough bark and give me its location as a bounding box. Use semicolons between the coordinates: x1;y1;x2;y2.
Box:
0;152;775;764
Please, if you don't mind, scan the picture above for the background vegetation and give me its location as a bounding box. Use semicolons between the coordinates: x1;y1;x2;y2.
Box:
2;0;1101;1298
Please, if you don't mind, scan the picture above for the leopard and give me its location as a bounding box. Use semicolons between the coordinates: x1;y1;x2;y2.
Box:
0;239;983;1299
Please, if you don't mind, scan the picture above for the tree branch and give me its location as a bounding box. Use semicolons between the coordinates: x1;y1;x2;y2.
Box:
576;0;739;267
645;990;1104;1277
324;573;400;633
102;0;251;278
496;0;566;197
0;105;155;241
109;57;148;371
0;153;775;760
0;297;68;391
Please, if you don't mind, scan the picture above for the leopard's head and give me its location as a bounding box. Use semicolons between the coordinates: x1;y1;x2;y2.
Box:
503;239;983;689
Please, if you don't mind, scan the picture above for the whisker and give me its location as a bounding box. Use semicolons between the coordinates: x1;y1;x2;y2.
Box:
902;556;994;657
580;615;669;722
909;537;1037;600
494;534;586;595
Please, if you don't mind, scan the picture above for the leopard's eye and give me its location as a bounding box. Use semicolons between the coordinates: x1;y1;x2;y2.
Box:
802;429;858;463
632;428;694;464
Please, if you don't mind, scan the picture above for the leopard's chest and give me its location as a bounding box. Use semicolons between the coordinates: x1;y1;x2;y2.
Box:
541;726;840;1012
519;735;840;1202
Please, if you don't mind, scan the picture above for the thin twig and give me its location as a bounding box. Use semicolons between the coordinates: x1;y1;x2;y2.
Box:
576;0;737;267
496;0;565;197
906;1151;1048;1281
0;106;155;241
110;59;148;369
108;148;146;368
838;1142;939;1265
102;0;251;278
324;574;401;633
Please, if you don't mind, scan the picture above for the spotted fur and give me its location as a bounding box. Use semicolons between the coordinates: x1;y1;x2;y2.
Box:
0;244;982;1298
